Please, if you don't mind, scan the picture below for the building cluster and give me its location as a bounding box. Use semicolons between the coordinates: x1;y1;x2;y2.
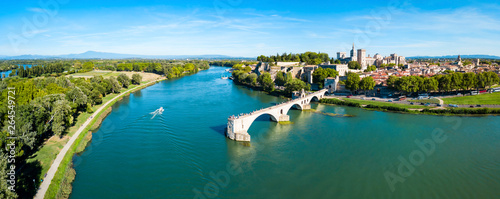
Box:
253;44;500;94
337;43;406;70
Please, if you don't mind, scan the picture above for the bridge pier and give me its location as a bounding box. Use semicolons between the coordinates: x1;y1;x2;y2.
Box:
274;114;290;122
301;104;311;110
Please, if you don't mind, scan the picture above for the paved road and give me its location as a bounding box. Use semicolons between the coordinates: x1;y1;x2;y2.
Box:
34;78;164;199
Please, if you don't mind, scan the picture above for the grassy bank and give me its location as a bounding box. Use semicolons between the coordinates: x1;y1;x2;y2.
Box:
343;98;427;109
320;98;500;116
442;92;500;105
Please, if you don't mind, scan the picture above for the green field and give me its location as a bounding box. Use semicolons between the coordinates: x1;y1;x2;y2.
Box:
344;98;428;109
442;92;500;105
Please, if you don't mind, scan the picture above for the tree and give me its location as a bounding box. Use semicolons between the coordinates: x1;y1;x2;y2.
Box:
284;78;310;95
65;87;88;107
395;76;411;94
484;71;500;89
348;61;361;70
82;62;94;71
132;74;142;85
89;90;103;105
257;72;274;93
245;73;258;86
364;65;377;72
345;72;360;92
438;75;452;93
51;99;72;136
243;66;252;73
275;71;287;86
312;68;339;89
450;72;463;93
184;63;195;72
359;76;376;94
117;74;130;88
108;77;122;93
422;77;438;93
461;72;476;91
386;76;398;90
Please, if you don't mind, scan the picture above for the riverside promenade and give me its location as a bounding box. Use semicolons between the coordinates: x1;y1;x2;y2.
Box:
34;78;165;199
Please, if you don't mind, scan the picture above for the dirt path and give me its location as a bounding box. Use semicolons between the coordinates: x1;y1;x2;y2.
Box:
436;97;444;105
34;78;165;199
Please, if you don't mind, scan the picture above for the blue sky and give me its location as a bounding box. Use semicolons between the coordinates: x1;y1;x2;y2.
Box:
1;0;500;57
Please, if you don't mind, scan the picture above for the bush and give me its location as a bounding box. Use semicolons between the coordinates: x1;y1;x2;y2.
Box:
365;104;409;112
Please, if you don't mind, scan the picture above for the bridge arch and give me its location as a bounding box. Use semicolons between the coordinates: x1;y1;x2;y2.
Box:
245;112;280;130
227;89;329;142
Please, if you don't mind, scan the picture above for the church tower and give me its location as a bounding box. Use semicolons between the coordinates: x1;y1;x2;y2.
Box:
350;43;357;62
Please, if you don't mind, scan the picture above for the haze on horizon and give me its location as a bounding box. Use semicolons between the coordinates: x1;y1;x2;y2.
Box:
1;0;500;58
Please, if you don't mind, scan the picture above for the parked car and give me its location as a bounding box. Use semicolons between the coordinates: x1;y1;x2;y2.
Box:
437;104;442;107
361;97;365;100
476;105;482;107
448;104;458;108
470;105;474;108
388;100;393;102
425;103;431;106
420;103;425;105
372;98;376;101
410;102;414;105
347;96;351;98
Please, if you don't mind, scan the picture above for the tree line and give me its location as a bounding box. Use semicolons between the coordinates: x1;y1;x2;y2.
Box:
0;73;142;198
16;63;69;78
231;66;310;95
257;52;331;65
386;71;500;95
344;72;377;94
3;60;211;81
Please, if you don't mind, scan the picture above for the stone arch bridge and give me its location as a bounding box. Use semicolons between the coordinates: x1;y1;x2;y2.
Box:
227;89;329;142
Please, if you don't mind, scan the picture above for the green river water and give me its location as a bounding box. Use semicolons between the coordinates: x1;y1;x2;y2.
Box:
70;66;500;199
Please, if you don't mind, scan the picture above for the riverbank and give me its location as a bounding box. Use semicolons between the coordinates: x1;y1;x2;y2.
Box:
319;98;500;116
34;77;166;199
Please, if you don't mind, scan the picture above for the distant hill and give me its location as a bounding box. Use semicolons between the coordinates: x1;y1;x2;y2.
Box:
0;51;252;60
408;55;500;59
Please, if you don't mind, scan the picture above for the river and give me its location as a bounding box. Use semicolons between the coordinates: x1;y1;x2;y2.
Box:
70;66;500;199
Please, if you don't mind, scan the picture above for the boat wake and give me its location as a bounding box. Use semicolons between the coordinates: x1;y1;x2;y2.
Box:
150;107;164;119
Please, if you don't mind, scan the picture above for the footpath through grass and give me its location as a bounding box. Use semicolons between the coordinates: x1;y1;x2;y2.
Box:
26;85;135;186
442;92;500;105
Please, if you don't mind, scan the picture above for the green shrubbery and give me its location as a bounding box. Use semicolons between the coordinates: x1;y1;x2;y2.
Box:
319;98;362;107
365;104;410;112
